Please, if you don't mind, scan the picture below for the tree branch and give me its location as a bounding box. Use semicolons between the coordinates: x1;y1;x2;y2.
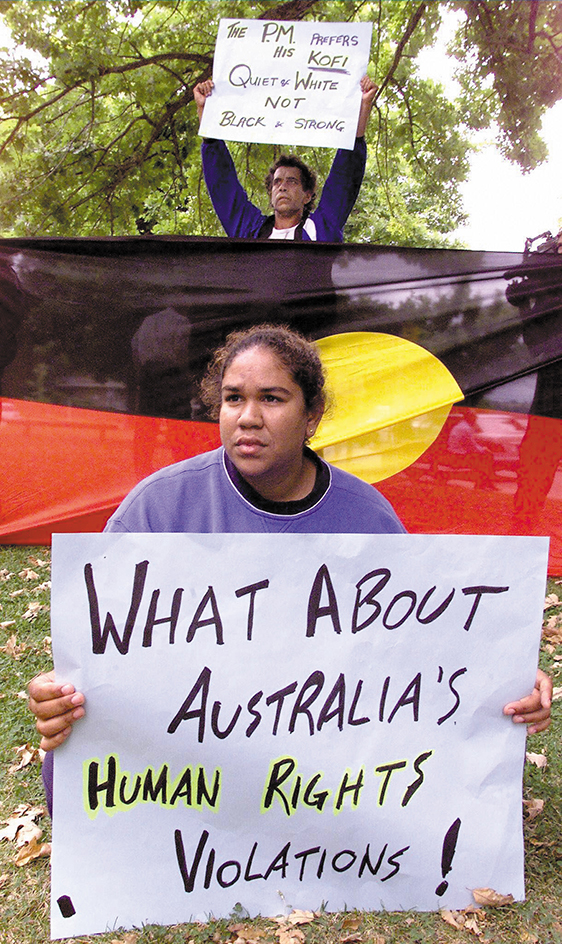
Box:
257;0;319;21
375;2;428;100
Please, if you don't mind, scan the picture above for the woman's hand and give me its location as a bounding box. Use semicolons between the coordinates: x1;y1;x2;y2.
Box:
504;668;552;735
28;670;85;752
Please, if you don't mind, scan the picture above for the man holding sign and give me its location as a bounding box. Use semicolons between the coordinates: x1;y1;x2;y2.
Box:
194;75;377;241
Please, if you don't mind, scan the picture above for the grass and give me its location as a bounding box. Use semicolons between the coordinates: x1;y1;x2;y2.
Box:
1;545;561;944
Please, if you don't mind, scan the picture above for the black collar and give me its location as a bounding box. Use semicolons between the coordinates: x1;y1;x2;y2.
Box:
224;448;329;514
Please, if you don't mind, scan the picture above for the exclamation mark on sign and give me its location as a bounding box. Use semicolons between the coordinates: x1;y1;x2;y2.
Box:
435;817;461;896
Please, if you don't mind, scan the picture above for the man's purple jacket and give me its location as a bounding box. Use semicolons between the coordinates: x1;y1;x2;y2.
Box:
201;137;367;242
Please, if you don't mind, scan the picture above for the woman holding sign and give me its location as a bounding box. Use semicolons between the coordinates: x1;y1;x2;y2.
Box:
29;325;552;814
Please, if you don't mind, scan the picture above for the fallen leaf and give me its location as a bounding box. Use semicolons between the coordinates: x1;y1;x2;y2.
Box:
15;820;43;848
526;751;548;768
228;924;269;941
9;588;25;598
0;620;16;629
523;798;545;819
8;743;43;773
528;837;557;847
544;593;560;609
520;932;539;943
552;686;562;701
0;803;47;843
19;568;40;581
440;910;464;929
15;835;51;865
472;887;514;907
0;634;26;659
31;581;51;594
28;557;50;569
276;930;305;944
286;910;316;925
22;602;49;621
464;915;483;935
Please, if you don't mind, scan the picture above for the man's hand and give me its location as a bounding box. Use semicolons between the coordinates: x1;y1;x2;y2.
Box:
504;668;552;735
356;74;378;137
194;80;214;122
28;670;85;752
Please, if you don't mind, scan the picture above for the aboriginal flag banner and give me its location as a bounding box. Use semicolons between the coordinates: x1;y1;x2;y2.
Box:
1;237;561;568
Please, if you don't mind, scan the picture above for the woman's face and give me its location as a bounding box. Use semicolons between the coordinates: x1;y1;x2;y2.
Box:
219;345;322;498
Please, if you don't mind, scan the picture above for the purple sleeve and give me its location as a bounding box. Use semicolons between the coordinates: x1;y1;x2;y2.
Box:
43;749;53;817
311;137;367;241
201;139;266;238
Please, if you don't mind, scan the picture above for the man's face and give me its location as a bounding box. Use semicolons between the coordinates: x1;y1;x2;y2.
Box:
270;166;312;221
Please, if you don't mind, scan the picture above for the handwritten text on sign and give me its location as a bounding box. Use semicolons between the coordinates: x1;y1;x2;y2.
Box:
50;533;548;938
198;19;373;149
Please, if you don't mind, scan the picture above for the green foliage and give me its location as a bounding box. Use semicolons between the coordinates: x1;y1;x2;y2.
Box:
452;0;562;171
0;1;560;242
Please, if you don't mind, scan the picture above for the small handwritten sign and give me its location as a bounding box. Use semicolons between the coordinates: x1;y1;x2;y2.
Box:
50;532;548;938
199;19;373;149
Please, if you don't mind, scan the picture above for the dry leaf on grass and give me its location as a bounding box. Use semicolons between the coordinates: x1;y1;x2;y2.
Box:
8;743;43;773
472;887;514;907
529;836;557;848
0;620;16;629
19;568;40;581
228;924;269;942
0;803;47;843
526;751;548;768
0;802;51;866
523;797;545;819
552;686;562;701
0;634;26;659
22;601;49;621
28;556;50;569
275;930;305;944
272;914;316;944
544;593;560;609
285;911;316;926
15;835;51;865
440;909;484;935
542;615;562;645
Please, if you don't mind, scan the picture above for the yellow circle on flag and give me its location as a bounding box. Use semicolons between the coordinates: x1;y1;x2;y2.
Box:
311;332;463;482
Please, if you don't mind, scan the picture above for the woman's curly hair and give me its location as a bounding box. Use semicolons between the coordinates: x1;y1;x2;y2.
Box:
200;323;326;420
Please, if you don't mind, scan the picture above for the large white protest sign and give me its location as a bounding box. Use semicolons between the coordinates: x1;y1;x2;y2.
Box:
198;19;373;149
50;532;548;939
